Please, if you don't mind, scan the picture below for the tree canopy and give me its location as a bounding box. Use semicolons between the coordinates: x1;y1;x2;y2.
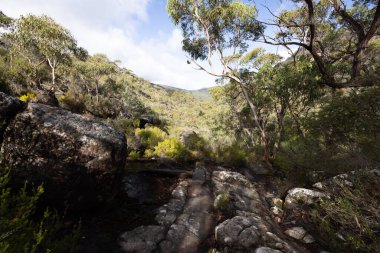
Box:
10;14;77;87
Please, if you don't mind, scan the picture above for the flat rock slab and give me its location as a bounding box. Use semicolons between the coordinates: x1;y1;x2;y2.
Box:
159;168;214;253
255;247;283;253
121;168;214;253
119;226;165;253
215;215;260;249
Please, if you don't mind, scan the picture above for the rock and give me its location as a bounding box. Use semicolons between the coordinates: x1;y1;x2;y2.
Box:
255;247;283;253
284;188;328;208
192;167;207;183
0;92;26;142
156;181;188;226
270;206;283;216
159;169;214;253
215;216;260;250
119;225;165;253
138;115;160;128
212;170;261;214
302;234;315;244
272;198;283;208
34;89;59;106
312;182;324;190
179;130;203;149
159;223;200;253
0;92;26;121
284;227;307;240
371;169;380;177
1;103;126;210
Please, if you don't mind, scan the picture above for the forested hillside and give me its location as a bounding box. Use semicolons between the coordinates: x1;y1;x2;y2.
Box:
0;0;380;252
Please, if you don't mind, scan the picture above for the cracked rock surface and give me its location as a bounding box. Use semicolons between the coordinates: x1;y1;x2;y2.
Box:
120;168;311;253
120;168;214;253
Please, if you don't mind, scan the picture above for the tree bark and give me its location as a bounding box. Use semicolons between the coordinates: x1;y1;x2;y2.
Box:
238;83;272;168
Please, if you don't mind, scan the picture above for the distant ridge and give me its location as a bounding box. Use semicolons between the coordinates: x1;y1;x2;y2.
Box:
152;83;212;100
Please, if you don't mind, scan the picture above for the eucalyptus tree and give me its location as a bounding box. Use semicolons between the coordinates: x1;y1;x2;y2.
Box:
10;14;77;88
167;0;327;166
261;0;380;89
167;0;291;166
0;11;13;29
75;54;118;104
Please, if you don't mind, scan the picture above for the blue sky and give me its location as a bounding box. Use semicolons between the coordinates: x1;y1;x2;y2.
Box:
1;0;293;90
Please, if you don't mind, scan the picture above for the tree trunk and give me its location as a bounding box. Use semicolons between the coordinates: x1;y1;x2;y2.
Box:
95;81;99;104
51;66;55;86
238;83;272;169
47;58;56;90
272;104;286;158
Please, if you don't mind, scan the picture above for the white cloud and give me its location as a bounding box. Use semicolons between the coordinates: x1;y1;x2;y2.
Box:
2;0;217;90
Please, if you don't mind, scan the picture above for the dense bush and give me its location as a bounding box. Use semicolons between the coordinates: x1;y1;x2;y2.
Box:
58;92;86;113
0;170;80;253
135;126;167;151
310;170;380;253
153;137;187;160
213;143;250;167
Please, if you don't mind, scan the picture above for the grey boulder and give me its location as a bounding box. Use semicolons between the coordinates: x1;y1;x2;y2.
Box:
1;102;126;210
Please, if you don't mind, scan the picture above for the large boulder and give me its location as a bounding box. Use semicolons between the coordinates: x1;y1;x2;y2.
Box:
1;102;126;210
0;92;26;142
0;92;26;121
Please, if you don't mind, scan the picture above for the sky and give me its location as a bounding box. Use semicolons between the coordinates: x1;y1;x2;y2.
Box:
1;0;293;90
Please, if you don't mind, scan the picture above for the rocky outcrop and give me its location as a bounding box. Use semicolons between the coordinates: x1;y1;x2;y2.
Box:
284;227;315;244
159;168;214;253
120;168;313;253
0;92;26;120
119;226;165;253
0;92;26;141
1;102;126;210
212;170;309;253
284;188;329;209
120;167;214;253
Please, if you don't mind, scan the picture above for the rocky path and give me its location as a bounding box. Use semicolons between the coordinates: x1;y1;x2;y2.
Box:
119;167;312;253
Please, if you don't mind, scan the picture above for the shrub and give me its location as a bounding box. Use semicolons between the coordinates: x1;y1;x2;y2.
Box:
19;92;36;102
135;126;167;149
215;192;229;211
153;137;187;160
0;170;80;253
144;149;154;158
214;143;248;167
128;150;140;160
58;93;86;113
310;170;380;253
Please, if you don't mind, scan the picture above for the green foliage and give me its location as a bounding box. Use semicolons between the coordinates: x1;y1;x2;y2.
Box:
214;143;249;167
0;171;80;253
215;192;229;212
310;171;380;252
58;92;86;113
274;86;380;178
135;126;168;150
167;0;263;61
153;137;187;160
10;14;77;86
0;11;13;29
307;87;380;160
128;150;140;160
